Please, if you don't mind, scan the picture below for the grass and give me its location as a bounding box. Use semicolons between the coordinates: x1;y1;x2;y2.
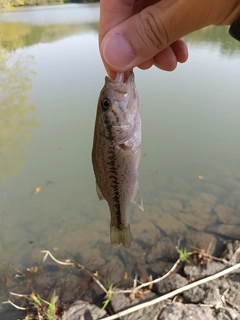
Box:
102;283;114;310
29;290;58;320
176;247;191;263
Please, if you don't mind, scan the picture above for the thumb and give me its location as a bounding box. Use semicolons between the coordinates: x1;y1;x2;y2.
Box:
100;0;194;72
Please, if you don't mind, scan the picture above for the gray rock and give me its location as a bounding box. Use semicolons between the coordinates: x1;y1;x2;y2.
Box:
183;280;222;305
158;304;240;320
225;274;240;312
184;261;226;280
215;307;240;320
182;285;206;304
111;288;166;320
158;302;215;320
61;300;107;320
60;273;91;303
222;241;240;264
154;274;188;295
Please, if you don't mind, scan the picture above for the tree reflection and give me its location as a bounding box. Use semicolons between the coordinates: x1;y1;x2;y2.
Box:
0;41;38;179
184;26;240;56
0;21;98;51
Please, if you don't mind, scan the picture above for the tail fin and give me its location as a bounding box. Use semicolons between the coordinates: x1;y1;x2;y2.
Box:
110;225;131;248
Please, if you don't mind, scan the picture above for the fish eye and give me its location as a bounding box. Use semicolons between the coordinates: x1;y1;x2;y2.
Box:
101;98;111;110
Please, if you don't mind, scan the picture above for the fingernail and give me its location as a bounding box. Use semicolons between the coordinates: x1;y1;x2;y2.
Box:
103;33;135;68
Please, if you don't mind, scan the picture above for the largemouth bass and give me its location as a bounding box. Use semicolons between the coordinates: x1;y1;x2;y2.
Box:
92;72;143;248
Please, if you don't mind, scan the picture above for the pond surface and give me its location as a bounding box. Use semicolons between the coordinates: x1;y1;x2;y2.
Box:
0;3;240;317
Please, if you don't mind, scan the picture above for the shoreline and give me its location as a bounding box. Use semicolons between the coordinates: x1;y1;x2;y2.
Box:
9;0;99;7
1;240;240;320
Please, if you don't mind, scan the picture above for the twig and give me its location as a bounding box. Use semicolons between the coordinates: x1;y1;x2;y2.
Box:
133;258;181;292
201;253;233;265
9;292;29;298
101;262;240;320
41;250;74;266
0;262;26;277
2;299;27;310
91;275;108;294
41;250;108;294
112;258;182;296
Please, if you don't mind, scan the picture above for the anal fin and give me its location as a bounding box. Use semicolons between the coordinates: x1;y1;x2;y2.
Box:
132;186;144;211
96;182;104;201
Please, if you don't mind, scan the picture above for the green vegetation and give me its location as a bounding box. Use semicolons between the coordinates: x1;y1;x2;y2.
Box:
102;283;114;310
29;291;58;320
176;247;191;263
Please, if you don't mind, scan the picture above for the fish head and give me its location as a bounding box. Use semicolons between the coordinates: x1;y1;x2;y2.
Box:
96;72;140;142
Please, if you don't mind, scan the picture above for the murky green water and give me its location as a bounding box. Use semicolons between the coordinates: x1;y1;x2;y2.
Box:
1;3;240;317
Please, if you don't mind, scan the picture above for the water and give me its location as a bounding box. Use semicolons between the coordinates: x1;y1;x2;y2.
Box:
1;4;240;317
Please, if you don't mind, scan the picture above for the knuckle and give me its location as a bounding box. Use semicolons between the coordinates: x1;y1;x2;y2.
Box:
139;10;169;51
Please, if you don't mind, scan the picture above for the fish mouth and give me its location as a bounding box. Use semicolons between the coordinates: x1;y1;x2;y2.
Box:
114;71;134;86
115;72;124;82
105;71;135;95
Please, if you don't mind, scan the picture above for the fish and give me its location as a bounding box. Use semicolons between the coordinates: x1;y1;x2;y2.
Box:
92;71;143;248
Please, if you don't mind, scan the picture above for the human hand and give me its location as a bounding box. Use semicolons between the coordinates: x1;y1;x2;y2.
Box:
99;0;240;78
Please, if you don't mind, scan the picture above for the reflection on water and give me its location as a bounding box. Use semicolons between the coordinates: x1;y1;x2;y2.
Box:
0;46;37;180
185;25;240;56
0;21;98;50
0;4;240;318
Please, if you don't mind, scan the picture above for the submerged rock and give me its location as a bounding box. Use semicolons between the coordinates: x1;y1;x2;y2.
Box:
159;198;183;213
207;223;240;239
146;237;178;264
178;192;217;231
225;190;240;211
155;212;187;236
131;220;161;246
184;230;218;255
214;204;240;225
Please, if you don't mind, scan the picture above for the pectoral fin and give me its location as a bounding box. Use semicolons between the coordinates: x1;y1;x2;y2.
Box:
96;182;104;200
132;185;144;211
